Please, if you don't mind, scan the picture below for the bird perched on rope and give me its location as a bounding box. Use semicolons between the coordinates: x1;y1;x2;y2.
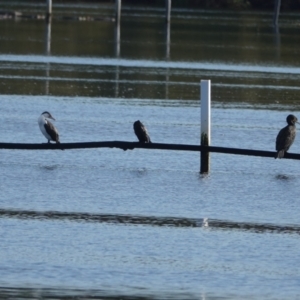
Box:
38;111;60;144
275;114;299;159
133;120;151;143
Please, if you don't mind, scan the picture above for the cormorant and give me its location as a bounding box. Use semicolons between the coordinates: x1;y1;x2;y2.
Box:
133;120;151;143
38;111;60;143
275;114;298;159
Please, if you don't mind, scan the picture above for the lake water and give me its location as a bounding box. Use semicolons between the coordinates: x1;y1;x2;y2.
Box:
0;2;300;299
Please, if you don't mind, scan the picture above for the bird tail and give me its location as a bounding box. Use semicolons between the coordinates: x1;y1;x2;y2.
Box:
56;140;64;151
275;150;284;159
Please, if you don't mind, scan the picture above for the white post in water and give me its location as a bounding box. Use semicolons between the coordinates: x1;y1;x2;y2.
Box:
273;0;281;26
115;0;122;24
165;0;171;23
200;80;211;173
46;0;52;18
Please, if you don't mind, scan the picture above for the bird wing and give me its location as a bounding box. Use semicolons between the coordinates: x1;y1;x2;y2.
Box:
276;125;296;151
142;125;151;143
44;120;60;142
134;122;151;143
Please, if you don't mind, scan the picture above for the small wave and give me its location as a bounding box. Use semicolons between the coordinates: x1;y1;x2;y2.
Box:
0;208;299;235
0;285;203;300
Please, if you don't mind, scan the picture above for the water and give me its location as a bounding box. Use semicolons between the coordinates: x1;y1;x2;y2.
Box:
0;2;300;299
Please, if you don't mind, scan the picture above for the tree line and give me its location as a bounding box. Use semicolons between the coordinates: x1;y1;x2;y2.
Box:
48;0;300;10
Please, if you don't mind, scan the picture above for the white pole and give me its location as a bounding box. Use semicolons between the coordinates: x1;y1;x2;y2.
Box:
46;0;52;17
165;21;170;59
273;0;281;26
165;0;171;23
200;80;211;173
114;19;120;57
45;19;51;55
115;0;121;24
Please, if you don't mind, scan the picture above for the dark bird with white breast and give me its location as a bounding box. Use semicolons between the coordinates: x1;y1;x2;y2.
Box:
38;111;60;143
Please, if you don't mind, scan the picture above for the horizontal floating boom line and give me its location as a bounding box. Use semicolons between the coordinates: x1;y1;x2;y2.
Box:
0;141;300;160
1;208;299;234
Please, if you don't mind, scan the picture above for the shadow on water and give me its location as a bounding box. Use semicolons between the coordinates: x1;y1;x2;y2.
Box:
0;208;299;235
38;164;60;171
130;168;149;177
199;173;210;180
275;174;294;181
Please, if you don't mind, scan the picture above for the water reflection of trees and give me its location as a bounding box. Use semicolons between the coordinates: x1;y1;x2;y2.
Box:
62;0;300;10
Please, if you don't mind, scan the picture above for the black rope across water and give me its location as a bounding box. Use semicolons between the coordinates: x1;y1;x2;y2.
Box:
0;141;300;160
0;208;299;235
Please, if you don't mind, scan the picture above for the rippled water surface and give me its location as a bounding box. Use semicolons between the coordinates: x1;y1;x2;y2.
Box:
0;2;300;299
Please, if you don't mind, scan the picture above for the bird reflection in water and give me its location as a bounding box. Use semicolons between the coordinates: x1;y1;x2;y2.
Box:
39;164;59;171
275;174;293;181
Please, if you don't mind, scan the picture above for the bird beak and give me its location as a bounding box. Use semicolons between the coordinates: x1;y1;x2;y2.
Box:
50;116;56;121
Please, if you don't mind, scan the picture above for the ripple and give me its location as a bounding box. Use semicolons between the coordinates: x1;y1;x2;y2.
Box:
0;208;299;235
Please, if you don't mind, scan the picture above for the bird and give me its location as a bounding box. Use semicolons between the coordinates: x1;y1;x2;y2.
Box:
38;111;60;143
133;120;151;143
275;114;299;159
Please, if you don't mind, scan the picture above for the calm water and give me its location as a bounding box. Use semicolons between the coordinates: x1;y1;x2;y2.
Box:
0;2;300;299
